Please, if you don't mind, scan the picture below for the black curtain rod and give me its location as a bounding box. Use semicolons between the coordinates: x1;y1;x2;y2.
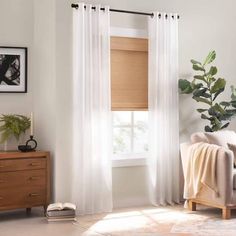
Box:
71;4;153;17
71;4;179;18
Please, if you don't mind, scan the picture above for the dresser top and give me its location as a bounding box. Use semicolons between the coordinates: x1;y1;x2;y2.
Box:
0;151;50;159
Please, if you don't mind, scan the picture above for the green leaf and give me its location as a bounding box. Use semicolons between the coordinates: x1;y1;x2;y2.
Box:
231;101;236;108
210;78;226;93
191;59;201;65
193;75;206;82
193;88;207;97
192;64;205;72
212;125;220;132
206;66;217;77
214;103;225;114
201;114;210;120
220;101;231;107
207;66;217;76
197;109;208;113
192;96;211;105
203;50;216;66
212;88;224;101
208;77;216;83
208;107;217;116
205;126;212;132
178;79;194;94
225;108;236;113
221;122;230;129
201;93;211;98
212;116;222;129
192;83;203;89
221;113;235;120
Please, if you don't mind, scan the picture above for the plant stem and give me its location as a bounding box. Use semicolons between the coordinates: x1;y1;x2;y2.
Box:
205;74;213;107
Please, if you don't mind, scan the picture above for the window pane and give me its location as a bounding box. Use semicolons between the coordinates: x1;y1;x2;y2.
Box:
113;111;131;126
134;111;148;126
113;127;131;154
133;126;148;153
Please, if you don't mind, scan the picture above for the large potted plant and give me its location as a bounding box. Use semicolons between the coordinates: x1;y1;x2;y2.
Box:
0;114;30;149
179;51;236;132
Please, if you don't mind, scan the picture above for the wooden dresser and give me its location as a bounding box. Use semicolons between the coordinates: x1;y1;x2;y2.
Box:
0;151;50;212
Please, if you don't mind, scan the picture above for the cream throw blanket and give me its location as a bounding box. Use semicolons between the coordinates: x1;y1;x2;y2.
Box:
184;142;220;199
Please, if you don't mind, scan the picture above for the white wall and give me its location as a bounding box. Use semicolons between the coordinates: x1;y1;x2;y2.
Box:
112;166;149;207
54;0;73;202
0;0;34;149
33;0;57;198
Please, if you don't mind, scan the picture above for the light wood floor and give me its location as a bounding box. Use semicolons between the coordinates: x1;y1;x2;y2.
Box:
0;205;235;236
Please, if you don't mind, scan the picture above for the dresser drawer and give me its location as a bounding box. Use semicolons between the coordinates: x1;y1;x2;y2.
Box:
0;158;46;172
0;187;46;207
0;170;46;189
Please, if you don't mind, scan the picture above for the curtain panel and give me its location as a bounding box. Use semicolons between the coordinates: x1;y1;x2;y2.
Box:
148;12;180;205
72;3;112;215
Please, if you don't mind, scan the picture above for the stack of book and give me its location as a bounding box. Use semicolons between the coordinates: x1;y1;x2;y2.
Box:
46;202;76;222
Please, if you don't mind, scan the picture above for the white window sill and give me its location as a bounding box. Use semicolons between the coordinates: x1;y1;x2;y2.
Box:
112;157;147;168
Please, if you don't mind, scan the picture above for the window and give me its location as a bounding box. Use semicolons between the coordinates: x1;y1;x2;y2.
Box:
112;111;148;160
110;29;149;167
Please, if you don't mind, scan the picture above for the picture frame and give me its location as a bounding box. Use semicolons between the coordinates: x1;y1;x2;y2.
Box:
0;47;27;93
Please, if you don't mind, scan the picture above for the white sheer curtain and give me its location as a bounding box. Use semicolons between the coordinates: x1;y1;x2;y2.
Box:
72;3;112;215
148;12;180;205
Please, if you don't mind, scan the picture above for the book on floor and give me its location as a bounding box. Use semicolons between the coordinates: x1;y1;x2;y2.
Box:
46;202;76;222
47;202;76;212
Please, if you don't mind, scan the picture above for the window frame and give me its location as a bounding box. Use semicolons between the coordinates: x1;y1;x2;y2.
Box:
110;27;148;168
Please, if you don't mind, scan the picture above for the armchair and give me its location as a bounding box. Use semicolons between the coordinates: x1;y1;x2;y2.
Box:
180;131;236;219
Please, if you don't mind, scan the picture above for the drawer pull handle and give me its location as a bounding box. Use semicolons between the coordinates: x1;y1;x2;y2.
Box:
0;180;5;183
0;165;4;168
29;193;40;197
0;197;3;200
30;163;40;166
29;177;39;181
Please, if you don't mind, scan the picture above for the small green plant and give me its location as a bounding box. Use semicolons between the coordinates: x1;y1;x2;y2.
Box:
0;114;30;143
179;51;236;132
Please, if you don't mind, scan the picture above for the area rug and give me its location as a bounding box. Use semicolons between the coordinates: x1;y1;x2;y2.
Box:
171;214;236;236
75;206;236;236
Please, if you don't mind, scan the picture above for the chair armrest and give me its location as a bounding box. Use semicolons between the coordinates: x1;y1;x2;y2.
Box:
216;147;234;205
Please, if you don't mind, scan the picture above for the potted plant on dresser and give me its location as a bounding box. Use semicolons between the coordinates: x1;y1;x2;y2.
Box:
0;114;30;150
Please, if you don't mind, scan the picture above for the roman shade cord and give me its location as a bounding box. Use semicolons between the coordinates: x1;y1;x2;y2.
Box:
71;4;180;19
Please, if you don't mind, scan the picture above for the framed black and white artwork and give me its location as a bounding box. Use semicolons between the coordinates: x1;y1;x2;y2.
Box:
0;47;27;93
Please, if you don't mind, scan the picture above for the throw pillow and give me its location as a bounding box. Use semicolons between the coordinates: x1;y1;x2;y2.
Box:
191;132;209;144
205;130;236;148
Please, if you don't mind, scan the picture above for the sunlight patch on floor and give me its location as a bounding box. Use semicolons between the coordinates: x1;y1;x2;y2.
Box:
89;213;151;233
82;207;184;234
